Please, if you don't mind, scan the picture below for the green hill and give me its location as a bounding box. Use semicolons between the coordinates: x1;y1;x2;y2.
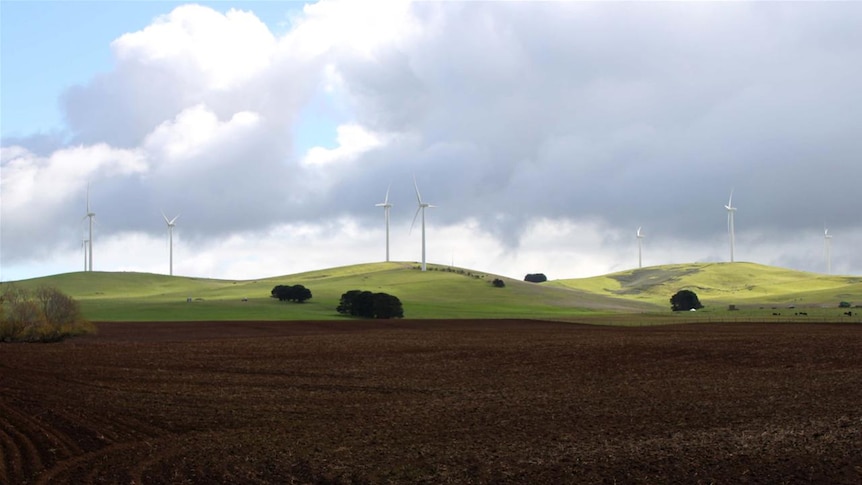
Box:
0;262;656;321
4;262;860;322
551;262;862;310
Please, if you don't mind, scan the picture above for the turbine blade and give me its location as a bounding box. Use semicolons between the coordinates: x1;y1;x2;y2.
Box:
162;211;170;224
413;176;423;204
169;215;180;225
385;184;391;205
409;207;421;234
727;188;734;207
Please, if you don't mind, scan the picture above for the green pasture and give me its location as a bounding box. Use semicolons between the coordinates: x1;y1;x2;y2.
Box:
3;261;860;323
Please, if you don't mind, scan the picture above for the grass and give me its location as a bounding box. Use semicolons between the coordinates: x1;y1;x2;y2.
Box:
3;261;860;322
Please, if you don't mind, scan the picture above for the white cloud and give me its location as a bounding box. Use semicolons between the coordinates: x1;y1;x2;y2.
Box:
113;4;276;90
300;123;384;167
144;104;261;165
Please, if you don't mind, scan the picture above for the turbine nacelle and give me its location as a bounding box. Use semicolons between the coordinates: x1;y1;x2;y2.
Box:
375;185;393;209
163;212;180;227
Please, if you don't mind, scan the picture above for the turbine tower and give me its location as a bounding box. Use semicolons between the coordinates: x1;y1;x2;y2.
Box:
411;176;435;272
636;226;644;269
724;189;736;263
84;185;95;272
81;238;89;271
824;227;832;275
163;213;180;276
375;185;393;262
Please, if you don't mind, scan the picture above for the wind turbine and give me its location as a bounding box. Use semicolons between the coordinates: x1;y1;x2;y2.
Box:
724;189;736;263
636;226;644;269
162;212;180;276
375;185;393;262
83;185;95;272
411;176;436;272
824;227;832;275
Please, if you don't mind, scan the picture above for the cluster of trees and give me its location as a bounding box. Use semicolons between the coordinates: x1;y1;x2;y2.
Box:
524;273;547;283
0;285;94;342
337;290;404;319
270;285;312;303
670;289;703;312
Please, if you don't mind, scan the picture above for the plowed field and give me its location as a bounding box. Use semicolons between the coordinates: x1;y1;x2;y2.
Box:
2;320;861;484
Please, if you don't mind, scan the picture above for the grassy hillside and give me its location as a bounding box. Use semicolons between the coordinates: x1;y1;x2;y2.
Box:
1;262;656;321
551;262;862;309
5;262;860;323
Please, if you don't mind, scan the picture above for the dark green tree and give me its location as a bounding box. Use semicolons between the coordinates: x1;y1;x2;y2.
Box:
670;289;703;312
492;278;506;288
372;292;403;319
337;290;403;318
271;284;312;303
524;273;547;283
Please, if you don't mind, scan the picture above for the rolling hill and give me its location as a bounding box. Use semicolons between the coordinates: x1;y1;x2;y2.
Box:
551;262;862;309
2;262;860;322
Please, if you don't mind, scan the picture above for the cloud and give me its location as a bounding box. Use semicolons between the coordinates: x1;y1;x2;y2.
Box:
2;1;861;282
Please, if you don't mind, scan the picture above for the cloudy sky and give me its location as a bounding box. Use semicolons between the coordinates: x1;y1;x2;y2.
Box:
2;1;861;282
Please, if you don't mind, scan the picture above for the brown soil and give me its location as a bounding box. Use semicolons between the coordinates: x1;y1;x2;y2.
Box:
2;319;861;484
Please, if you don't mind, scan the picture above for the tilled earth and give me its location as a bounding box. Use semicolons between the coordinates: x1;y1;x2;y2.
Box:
1;320;861;484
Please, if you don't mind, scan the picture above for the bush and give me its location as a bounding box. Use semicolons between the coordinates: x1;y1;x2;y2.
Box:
670;289;704;312
0;285;94;342
337;290;403;319
839;301;851;308
524;273;547;283
492;278;506;288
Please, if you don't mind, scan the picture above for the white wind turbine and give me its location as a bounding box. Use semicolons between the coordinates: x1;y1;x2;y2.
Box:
375;185;393;262
725;189;737;263
411;177;436;272
824;227;832;275
83;185;95;272
162;212;180;276
636;226;644;269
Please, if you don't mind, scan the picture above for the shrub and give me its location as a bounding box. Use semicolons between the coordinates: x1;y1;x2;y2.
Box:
492;278;506;288
0;285;94;342
839;301;851;308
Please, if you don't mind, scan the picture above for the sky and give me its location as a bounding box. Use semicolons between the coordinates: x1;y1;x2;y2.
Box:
2;0;861;283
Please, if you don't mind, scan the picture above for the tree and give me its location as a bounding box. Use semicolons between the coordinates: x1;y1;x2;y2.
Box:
271;285;312;303
670;289;703;312
492;278;506;288
337;290;403;319
524;273;547;283
371;292;404;319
